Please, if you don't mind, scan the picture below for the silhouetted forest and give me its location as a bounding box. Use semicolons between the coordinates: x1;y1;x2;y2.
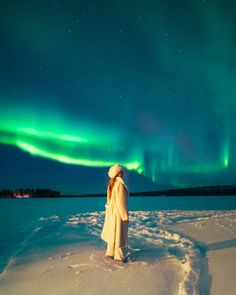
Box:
0;188;60;198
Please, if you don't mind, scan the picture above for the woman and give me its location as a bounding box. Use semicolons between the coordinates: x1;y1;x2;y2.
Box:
101;163;129;262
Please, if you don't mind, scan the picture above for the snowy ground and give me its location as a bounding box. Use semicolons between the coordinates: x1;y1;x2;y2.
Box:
0;210;236;295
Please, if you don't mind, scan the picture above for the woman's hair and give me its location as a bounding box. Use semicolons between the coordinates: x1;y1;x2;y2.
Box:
107;177;116;200
107;171;123;200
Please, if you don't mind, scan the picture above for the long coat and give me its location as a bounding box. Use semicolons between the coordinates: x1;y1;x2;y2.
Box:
101;176;129;248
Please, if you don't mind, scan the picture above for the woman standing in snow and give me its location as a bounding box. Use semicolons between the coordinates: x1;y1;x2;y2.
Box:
101;164;129;262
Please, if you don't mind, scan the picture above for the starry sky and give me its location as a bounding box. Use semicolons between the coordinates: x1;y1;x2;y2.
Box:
0;0;236;194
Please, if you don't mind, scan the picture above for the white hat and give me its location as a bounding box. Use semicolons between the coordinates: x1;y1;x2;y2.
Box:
108;163;122;178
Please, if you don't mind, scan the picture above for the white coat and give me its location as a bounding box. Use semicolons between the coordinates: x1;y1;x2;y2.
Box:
101;176;129;248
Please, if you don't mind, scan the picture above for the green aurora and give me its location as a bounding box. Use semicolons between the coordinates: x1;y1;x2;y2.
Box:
0;0;235;192
0;108;230;184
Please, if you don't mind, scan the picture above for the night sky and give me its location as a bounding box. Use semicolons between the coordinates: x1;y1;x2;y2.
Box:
1;1;236;194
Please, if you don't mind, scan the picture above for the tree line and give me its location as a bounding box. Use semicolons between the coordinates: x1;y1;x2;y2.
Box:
0;188;60;198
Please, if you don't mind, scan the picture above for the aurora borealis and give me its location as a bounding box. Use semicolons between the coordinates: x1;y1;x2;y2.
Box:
0;1;236;194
